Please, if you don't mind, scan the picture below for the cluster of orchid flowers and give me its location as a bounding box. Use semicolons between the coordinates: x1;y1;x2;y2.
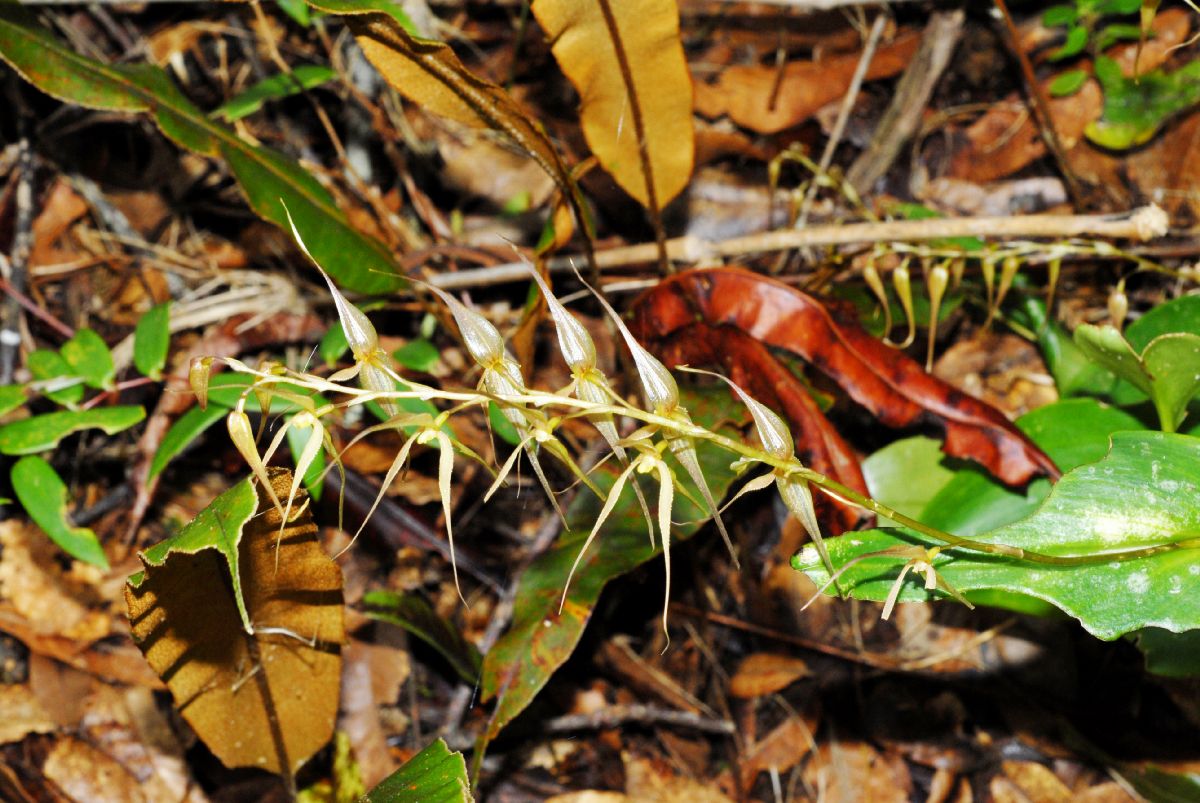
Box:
191;212;966;632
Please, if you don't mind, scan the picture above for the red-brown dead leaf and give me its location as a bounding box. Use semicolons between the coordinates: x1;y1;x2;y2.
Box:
728;652;810;698
694;30;920;134
652;322;867;532
631;268;1058;487
30;179;89;267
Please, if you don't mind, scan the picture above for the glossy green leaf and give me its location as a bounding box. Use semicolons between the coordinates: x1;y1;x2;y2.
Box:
130;474;259;629
1075;324;1200;432
1049;68;1089;97
480;388;746;738
0;406;145;456
277;0;313;26
364;738;471;803
362;589;481;682
0;5;401;294
795;431;1200;641
60;328;114;390
1017;297;1118;399
861;436;957;523
27;348;83;406
214;64;336;121
11;455;108;568
1094;22;1144;50
133;301;171;380
0;384;27;417
920;398;1143;538
1086;56;1200;149
392;339;439;373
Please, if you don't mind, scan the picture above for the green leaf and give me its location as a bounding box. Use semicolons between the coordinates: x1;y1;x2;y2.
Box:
1050;25;1089;61
1095;22;1145;50
27;348;83;406
11;455;108;568
1016;297;1118;398
149;374;329;480
487;400;521;447
392;339;439;373
795;431;1200;641
920;398;1143;538
1043;4;1079;26
60;328;114;390
480;388;747;738
320;322;350;368
1049;68;1089;97
1135;627;1200;677
1086;56;1200;149
286;417;325;502
362;590;482;682
133;301;171;380
0;406;145;455
364;738;472;803
131;475;259;630
0;384;28;417
861;436;957;523
0;5;401;294
214;64;336;121
1075;324;1200;432
277;0;312;26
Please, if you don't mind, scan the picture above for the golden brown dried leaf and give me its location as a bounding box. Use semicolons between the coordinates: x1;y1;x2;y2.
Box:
532;0;694;207
124;470;344;777
728;652;810;698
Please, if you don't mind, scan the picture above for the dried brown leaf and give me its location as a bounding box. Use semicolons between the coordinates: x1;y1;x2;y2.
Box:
728;652;810;699
125;470;344;776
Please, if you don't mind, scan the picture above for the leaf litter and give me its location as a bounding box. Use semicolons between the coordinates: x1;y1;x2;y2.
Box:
1;1;1200;800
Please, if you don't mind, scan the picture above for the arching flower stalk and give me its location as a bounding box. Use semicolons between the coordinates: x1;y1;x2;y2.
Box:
525;265;655;545
419;282;603;518
578;271;740;570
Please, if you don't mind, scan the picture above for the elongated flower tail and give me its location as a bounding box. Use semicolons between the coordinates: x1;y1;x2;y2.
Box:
668;433;740;570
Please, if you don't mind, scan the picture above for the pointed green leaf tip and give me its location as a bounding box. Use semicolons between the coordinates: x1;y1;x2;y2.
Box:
364;738;472;802
130;476;259;632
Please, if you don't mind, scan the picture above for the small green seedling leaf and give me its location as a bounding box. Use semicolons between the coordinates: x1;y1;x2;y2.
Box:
214;64;336;121
1086;56;1200;149
1049;25;1089;61
27;348;83;406
0;406;145;455
796;431;1200;641
61;328;115;390
364;738;472;803
362;590;482;682
11;455;108;568
0;384;27;417
277;0;312;25
1049;68;1089;97
1075;323;1200;432
133;301;171;379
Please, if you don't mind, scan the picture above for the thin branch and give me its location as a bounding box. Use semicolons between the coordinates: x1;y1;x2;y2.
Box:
427;204;1170;289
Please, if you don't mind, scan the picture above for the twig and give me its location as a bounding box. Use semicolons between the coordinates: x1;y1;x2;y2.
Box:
427;204;1170;289
793;12;888;232
543;703;735;735
845;9;964;194
1;134;34;384
993;0;1086;208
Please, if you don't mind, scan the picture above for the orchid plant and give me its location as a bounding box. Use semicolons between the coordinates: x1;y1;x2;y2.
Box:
195;219;1200;633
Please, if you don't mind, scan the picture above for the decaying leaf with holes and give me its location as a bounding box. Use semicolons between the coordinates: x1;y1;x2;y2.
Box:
124;469;344;781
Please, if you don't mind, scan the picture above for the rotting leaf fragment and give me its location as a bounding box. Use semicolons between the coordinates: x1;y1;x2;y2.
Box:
125;469;344;778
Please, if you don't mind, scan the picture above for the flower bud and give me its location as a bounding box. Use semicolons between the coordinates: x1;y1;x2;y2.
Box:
423;284;507;368
1109;282;1128;331
227;408;282;514
189;357;213;410
527;266;597;373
